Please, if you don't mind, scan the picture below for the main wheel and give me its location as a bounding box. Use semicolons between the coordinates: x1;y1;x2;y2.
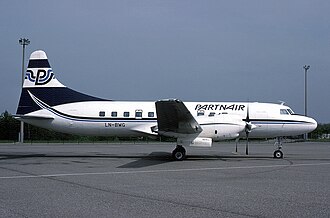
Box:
172;146;186;161
273;150;283;159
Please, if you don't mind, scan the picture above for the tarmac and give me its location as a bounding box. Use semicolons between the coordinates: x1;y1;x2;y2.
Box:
0;141;330;217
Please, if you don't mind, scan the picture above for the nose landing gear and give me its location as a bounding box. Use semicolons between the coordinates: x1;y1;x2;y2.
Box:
273;137;284;159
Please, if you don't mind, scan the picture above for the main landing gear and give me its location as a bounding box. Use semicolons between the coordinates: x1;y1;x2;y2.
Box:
172;145;186;161
273;137;284;159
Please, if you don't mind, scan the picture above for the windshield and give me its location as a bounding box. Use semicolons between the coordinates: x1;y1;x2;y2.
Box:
287;108;294;114
280;108;294;115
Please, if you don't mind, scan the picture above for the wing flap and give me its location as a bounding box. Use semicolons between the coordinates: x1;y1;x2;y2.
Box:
131;124;158;137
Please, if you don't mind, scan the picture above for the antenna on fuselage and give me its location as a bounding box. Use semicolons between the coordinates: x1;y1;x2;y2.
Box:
278;101;286;106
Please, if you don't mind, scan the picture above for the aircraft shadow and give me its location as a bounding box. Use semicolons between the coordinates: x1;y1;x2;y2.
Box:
3;152;323;169
117;152;172;168
0;152;173;168
116;153;279;168
0;153;170;161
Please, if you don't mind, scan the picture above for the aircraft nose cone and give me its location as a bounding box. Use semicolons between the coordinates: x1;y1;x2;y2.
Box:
304;116;318;133
309;117;318;132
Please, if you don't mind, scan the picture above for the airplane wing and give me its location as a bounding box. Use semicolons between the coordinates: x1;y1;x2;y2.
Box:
155;99;202;138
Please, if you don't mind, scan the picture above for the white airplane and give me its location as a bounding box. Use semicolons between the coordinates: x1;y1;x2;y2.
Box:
16;50;317;160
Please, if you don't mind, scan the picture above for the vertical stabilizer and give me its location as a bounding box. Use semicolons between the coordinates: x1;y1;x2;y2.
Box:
16;50;106;115
23;50;65;88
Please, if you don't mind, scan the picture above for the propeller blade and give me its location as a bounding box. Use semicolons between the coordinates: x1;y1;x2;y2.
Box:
245;103;250;155
245;132;249;155
246;103;250;122
235;138;239;153
244;103;252;132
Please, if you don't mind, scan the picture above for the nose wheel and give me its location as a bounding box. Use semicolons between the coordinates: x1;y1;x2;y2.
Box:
172;145;186;161
273;149;283;159
273;137;284;159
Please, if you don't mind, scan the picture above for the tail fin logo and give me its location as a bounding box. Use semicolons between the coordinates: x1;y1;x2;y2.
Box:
26;69;54;85
23;50;66;88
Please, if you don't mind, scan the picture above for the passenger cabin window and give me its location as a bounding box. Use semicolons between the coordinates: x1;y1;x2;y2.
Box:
99;111;105;117
280;109;289;115
197;111;205;116
111;111;117;117
148;112;154;117
135;111;142;118
124;112;130;117
209;112;215;117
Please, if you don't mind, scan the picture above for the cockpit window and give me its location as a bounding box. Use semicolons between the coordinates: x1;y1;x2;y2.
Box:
287;109;294;114
280;109;289;115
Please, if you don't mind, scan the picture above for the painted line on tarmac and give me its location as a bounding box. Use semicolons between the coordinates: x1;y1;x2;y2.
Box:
1;162;330;180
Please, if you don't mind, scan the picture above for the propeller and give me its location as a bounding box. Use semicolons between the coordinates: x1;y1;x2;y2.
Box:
235;104;257;155
244;104;252;155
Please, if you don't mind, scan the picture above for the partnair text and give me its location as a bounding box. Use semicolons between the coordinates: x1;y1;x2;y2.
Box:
195;104;245;111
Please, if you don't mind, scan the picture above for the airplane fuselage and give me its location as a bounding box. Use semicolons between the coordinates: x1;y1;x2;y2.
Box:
24;100;317;140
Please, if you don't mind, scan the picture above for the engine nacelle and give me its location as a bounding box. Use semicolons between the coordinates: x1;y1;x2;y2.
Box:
196;114;246;141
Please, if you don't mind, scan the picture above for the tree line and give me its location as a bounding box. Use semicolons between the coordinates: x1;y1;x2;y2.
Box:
0;111;329;142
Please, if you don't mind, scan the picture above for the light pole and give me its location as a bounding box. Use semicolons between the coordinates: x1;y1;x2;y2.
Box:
303;65;310;140
19;38;30;143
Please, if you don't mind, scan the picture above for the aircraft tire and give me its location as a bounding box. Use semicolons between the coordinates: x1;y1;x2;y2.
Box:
172;146;186;161
273;150;283;159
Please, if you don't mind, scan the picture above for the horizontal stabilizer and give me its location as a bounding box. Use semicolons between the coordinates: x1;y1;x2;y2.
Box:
155;99;202;136
14;114;54;120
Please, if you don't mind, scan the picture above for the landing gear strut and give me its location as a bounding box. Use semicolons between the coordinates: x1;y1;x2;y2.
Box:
172;145;186;161
273;137;283;159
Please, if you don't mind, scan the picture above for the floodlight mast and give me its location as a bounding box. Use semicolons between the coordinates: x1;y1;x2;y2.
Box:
18;38;30;143
303;65;310;140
